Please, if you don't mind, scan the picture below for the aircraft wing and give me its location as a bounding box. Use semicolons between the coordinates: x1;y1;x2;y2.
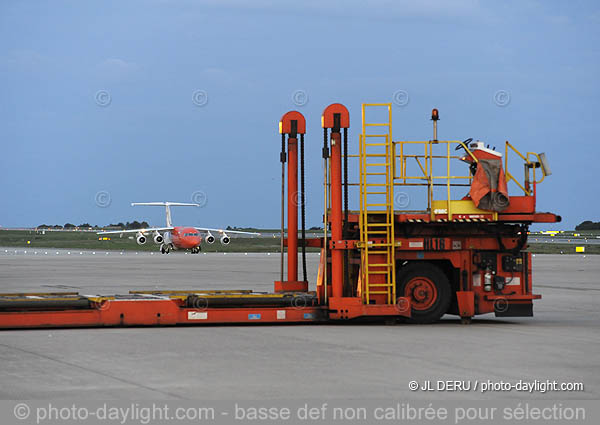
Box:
97;227;173;235
194;227;260;236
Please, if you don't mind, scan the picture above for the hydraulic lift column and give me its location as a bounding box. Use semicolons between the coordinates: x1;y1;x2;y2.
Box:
275;111;309;293
322;104;350;300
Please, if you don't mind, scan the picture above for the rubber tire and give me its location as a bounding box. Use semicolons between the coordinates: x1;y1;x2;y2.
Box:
397;262;451;324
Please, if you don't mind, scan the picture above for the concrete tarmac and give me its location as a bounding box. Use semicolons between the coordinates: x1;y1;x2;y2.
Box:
0;251;598;400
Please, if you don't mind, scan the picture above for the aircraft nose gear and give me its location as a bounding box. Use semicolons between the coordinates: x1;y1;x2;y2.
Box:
190;246;201;254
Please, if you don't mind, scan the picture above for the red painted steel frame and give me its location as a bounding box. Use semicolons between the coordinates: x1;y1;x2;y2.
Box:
287;136;298;283
279;111;306;135
0;299;325;329
329;131;343;298
276;111;308;293
321;103;350;128
321;103;350;301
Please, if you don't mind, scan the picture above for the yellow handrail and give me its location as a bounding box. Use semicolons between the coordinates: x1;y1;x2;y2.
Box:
505;141;545;196
391;140;479;218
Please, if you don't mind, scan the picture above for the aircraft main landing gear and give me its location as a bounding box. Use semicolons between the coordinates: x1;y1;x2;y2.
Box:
160;244;172;254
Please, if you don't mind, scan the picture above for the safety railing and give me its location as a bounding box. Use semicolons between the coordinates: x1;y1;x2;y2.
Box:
392;140;479;221
504;141;546;196
342;137;543;221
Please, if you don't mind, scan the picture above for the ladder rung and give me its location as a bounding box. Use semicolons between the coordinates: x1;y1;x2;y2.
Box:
366;203;391;207
365;135;389;138
365;154;388;157
366;270;391;274
366;223;392;227
366;163;389;166
367;284;394;287
366;192;388;195
367;290;392;294
367;263;392;267
365;231;388;235
366;172;387;176
365;123;390;127
364;251;389;255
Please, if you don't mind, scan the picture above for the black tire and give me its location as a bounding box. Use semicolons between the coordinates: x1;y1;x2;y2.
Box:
397;262;451;324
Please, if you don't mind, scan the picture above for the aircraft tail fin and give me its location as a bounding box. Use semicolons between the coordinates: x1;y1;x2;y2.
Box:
131;202;200;227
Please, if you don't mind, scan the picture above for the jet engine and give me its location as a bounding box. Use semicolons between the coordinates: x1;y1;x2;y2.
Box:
136;233;147;245
205;232;215;244
153;232;163;244
220;234;230;245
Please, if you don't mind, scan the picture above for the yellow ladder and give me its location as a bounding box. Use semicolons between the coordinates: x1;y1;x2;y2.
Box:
359;103;396;305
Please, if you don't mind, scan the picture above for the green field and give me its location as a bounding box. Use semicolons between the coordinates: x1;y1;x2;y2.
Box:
0;230;319;253
0;229;597;254
526;243;600;255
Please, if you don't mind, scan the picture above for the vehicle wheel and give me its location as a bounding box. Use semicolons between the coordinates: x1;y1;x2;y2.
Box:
160;244;165;254
397;262;451;324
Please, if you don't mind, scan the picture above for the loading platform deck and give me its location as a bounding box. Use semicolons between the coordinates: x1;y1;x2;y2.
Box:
0;290;326;329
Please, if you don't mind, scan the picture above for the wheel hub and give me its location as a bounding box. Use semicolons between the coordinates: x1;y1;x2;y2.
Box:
405;277;438;311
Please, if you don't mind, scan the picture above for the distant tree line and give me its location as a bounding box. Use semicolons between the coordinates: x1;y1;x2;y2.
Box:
106;221;150;230
575;220;600;230
37;221;150;230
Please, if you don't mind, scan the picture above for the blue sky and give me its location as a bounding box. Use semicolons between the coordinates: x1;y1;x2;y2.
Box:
0;0;598;229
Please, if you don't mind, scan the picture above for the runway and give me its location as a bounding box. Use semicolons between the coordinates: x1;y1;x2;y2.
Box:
0;252;598;400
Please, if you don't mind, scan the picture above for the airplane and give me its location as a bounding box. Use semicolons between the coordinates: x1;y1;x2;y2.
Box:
97;202;260;254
